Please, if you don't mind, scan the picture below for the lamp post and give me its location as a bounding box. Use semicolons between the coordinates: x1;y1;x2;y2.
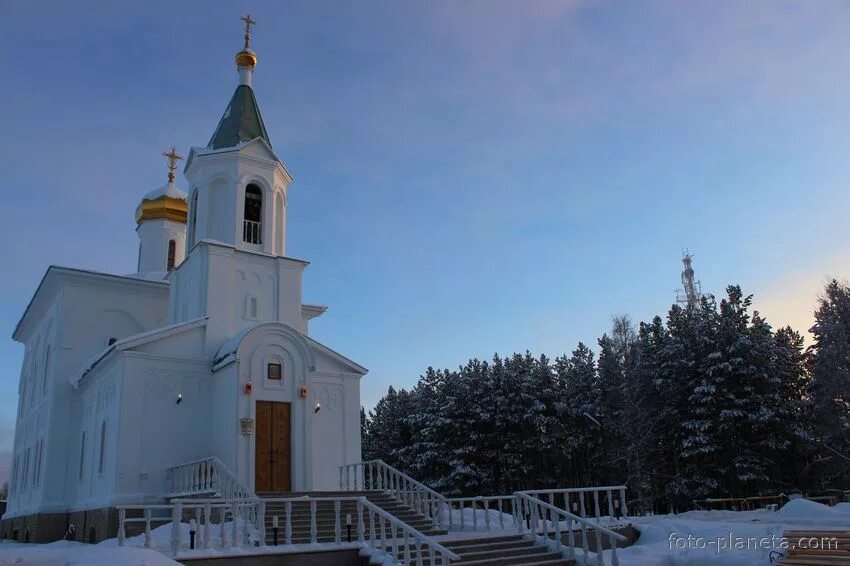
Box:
272;515;279;546
345;513;352;542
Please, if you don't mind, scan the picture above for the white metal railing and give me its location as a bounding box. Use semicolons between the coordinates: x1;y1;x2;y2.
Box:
520;486;628;528
340;460;447;529
117;498;263;557
168;456;255;501
118;495;459;564
517;492;628;566
243;220;262;245
444;495;521;532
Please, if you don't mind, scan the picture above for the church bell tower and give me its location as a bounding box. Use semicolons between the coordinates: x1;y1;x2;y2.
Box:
170;15;304;356
183;14;292;258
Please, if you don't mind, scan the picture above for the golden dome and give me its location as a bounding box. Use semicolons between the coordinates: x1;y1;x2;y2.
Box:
136;195;188;224
235;47;257;69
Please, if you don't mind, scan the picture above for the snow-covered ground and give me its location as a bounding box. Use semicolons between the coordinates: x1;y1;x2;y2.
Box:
0;540;180;565
618;498;850;565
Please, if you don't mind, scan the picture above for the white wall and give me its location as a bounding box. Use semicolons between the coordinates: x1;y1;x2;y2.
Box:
137;219;186;275
6;270;170;518
170;241;306;358
116;353;212;500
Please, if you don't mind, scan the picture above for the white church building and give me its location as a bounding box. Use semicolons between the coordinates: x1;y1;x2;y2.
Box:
2;19;367;542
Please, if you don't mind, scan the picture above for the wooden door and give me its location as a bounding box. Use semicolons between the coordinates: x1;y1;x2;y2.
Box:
255;401;291;492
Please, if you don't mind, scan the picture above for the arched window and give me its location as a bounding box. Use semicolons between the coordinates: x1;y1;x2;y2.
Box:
244;294;259;320
167;239;176;271
243;184;262;244
189;189;199;247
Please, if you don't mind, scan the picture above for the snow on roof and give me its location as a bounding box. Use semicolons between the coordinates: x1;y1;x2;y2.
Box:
213;322;262;367
14;266;168;342
70;317;208;388
143;181;187;201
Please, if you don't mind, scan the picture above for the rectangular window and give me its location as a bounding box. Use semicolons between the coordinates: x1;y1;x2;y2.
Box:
267;363;282;380
33;438;43;486
22;447;30;489
79;431;86;481
98;420;107;476
11;455;18;494
42;349;50;395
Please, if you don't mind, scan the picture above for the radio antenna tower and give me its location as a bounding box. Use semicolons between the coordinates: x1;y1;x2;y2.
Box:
676;250;704;308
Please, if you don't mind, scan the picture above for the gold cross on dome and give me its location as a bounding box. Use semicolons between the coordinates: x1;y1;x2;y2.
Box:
162;146;183;183
241;13;256;35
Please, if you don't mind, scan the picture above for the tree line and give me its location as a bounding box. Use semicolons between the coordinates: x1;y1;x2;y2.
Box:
361;281;850;512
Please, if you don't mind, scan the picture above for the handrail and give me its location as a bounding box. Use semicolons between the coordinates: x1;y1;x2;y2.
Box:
444;495;520;532
168;456;256;500
340;460;448;529
359;496;460;564
352;460;446;501
522;485;627;495
518;492;626;566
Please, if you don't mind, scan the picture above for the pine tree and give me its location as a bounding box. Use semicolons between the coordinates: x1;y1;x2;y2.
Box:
808;279;850;488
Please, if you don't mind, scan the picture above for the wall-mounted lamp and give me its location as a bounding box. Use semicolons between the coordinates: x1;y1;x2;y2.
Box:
244;381;253;395
300;386;308;399
176;393;183;405
314;402;321;413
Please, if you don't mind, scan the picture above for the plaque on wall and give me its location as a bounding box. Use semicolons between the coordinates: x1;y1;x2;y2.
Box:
240;418;254;436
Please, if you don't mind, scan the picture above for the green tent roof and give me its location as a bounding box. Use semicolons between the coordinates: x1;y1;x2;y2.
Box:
207;85;271;150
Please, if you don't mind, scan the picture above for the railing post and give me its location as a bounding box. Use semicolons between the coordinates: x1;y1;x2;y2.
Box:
357;499;365;542
144;508;153;548
334;500;341;544
118;508;126;546
391;522;398;558
369;508;376;548
203;503;212;548
220;506;228;548
230;501;238;548
310;500;318;543
404;530;411;564
285;501;292;545
619;487;628;517
257;500;266;547
243;504;251;546
171;501;183;557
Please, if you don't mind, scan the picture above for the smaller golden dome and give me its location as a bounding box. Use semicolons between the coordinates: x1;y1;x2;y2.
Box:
235;47;258;69
136;193;188;225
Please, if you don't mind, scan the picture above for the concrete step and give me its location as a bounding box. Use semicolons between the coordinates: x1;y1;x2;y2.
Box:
455;551;568;565
450;539;537;554
454;544;550;562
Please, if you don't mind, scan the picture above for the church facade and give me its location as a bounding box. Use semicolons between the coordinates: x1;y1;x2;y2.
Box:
2;20;366;542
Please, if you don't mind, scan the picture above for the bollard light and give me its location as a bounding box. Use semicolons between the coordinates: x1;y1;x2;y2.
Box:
189;519;196;550
272;515;279;546
346;513;352;542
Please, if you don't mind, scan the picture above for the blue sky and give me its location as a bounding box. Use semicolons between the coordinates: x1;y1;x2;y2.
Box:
2;0;850;485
